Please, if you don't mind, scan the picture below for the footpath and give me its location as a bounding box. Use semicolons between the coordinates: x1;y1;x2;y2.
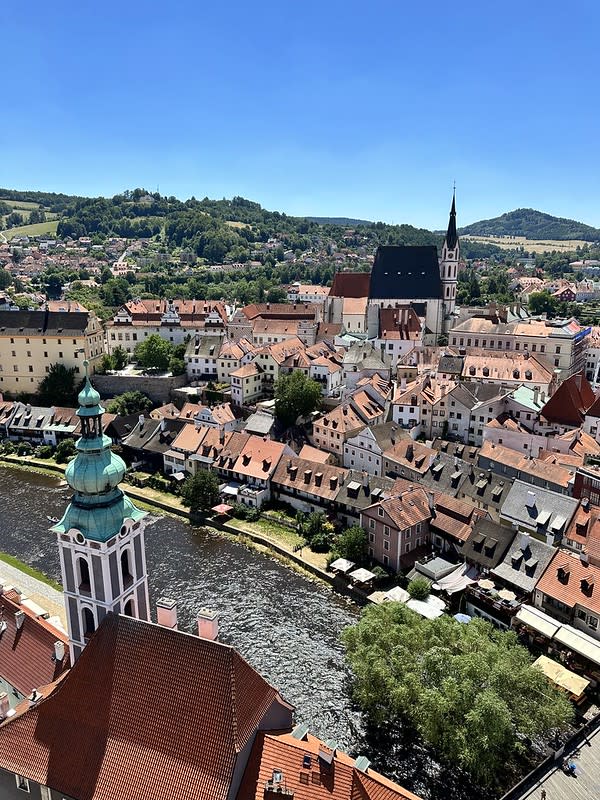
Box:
0;558;67;630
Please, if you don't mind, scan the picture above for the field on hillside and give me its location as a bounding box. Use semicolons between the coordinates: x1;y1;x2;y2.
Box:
2;220;59;239
462;234;589;253
0;198;40;211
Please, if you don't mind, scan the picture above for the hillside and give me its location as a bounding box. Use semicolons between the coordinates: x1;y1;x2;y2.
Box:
459;208;600;241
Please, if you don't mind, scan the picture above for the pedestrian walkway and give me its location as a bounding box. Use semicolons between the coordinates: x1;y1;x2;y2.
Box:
517;722;600;800
0;559;66;630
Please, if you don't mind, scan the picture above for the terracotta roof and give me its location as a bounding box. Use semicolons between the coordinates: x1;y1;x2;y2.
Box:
541;373;596;426
365;487;431;531
479;440;574;489
315;404;365;435
462;353;553;385
0;591;69;697
237;730;421;800
329;271;370;298
298;444;331;463
0;614;289;800
232;436;289;480
231;362;262;378
273;456;348;501
536;549;600;616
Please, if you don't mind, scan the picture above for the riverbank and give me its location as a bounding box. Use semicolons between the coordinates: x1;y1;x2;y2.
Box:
0;553;67;628
0;454;339;591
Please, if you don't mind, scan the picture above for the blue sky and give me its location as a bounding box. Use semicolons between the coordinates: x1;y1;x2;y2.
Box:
2;0;599;229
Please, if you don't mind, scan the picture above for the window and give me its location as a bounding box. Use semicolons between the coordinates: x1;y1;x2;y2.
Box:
124;598;135;617
383;525;390;536
120;549;133;588
15;775;30;792
369;533;375;543
383;555;389;566
77;557;91;592
82;607;95;637
405;543;411;553
589;616;598;631
369;519;375;529
384;540;390;551
378;508;384;517
555;346;561;354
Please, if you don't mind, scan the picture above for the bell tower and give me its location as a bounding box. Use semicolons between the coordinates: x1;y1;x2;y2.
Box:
440;191;459;332
52;362;150;662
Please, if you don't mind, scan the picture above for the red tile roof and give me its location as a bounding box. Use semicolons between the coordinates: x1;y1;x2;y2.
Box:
541;373;596;426
0;614;290;800
536;549;600;616
329;272;370;298
0;591;69;697
237;731;421;800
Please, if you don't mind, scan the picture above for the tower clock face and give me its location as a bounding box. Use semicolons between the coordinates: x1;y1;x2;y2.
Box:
75;532;85;544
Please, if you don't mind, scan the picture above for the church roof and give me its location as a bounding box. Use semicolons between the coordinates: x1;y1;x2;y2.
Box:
369;246;442;300
0;614;289;800
329;271;370;298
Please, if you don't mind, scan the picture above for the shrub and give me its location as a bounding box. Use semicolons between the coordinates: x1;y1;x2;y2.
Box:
36;445;55;459
16;442;33;456
407;576;431;601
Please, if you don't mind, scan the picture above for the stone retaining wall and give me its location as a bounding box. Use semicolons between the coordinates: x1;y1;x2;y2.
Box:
92;373;188;404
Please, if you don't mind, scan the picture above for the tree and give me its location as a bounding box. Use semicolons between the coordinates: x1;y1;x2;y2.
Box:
299;511;335;552
333;525;367;564
38;363;77;406
407;576;431;600
274;371;322;427
55;438;77;463
134;334;173;371
528;290;557;316
342;604;573;785
107;391;153;416
112;346;128;371
169;356;186;376
180;469;220;513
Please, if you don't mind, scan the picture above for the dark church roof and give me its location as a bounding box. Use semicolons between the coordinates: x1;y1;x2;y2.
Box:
369;246;442;301
445;193;458;250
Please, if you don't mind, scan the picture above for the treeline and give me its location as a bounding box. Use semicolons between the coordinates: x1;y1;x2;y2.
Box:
460;208;600;241
0;187;83;214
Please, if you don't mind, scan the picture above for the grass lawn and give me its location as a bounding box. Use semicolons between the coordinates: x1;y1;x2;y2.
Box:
0;198;40;210
0;551;62;591
3;219;59;239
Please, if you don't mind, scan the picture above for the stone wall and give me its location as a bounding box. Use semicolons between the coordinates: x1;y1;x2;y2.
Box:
92;374;189;404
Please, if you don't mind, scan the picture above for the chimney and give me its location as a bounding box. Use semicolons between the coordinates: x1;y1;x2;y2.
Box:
362;471;369;488
197;608;219;641
138;413;145;429
54;641;65;662
156;597;178;630
400;376;407;390
520;532;530;551
428;491;435;513
406;443;414;462
0;692;9;719
525;491;536;508
533;387;539;406
160;418;166;432
14;610;24;630
581;552;590;566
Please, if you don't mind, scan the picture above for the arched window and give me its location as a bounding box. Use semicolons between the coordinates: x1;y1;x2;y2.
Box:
77;558;91;593
121;549;133;588
82;607;95;638
124;598;135;617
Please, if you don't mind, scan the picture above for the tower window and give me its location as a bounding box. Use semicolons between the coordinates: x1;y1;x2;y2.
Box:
124;597;135;617
82;607;95;638
77;557;91;593
121;549;133;588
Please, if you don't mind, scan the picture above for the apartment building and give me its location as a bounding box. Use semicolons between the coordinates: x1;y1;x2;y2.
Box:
0;310;103;394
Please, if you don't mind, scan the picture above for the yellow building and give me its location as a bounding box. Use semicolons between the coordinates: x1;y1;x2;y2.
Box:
0;310;104;394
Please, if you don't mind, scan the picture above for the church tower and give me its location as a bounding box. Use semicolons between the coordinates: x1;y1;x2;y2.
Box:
52;363;150;662
440;191;459;332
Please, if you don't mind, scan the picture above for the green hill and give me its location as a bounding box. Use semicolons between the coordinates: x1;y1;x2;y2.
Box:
459;208;600;241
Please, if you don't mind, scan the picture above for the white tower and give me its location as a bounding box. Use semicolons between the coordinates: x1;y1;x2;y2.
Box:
52;364;150;662
440;192;459;333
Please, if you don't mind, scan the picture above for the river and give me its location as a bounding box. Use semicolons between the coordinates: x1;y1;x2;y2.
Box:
0;466;480;800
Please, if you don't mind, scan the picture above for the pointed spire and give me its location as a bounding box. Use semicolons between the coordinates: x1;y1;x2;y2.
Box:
445;189;458;251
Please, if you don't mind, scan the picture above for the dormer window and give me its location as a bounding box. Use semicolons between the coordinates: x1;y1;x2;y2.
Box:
581;577;594;596
557;565;570;583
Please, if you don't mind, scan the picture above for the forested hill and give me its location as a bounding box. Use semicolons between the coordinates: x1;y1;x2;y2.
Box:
459;208;600;241
0;186;502;261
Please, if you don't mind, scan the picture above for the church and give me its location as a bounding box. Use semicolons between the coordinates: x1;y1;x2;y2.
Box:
329;193;460;343
0;366;420;800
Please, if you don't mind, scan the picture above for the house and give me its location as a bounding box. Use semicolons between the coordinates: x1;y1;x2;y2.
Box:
185;334;225;380
457;465;511;521
490;530;556;599
540;372;596;432
271;456;349;514
499;480;579;544
461;352;555;395
344;422;405;476
361;486;431;571
0;586;69;715
534;549;600;640
238;728;421;800
382;438;437;482
0;613;294;800
216;435;293;507
334;471;395;528
217;337;257;383
341;341;391;394
122;416;186;471
372;306;423;367
230;362;264;407
478;440;575;496
311;404;366;462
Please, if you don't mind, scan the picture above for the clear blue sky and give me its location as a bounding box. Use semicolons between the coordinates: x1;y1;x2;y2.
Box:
3;0;599;229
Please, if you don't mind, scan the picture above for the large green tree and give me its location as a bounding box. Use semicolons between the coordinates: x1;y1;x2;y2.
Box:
38;363;78;406
134;334;173;371
180;469;220;513
528;290;557;316
274;370;322;427
342;603;573;786
107;391;153;416
333;525;368;564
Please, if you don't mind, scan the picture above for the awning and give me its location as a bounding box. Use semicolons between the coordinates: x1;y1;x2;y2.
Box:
406;596;445;619
533;655;590;699
478;578;495;590
349;568;377;584
498;588;517;602
385;586;410;603
515;604;561;639
211;503;234;515
171;471;186;482
436;563;478;595
554;625;600;667
329;558;355;574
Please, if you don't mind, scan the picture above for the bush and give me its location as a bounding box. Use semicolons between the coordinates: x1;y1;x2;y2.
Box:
55;438;77;463
15;441;33;457
1;440;15;455
35;445;54;459
407;576;431;601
